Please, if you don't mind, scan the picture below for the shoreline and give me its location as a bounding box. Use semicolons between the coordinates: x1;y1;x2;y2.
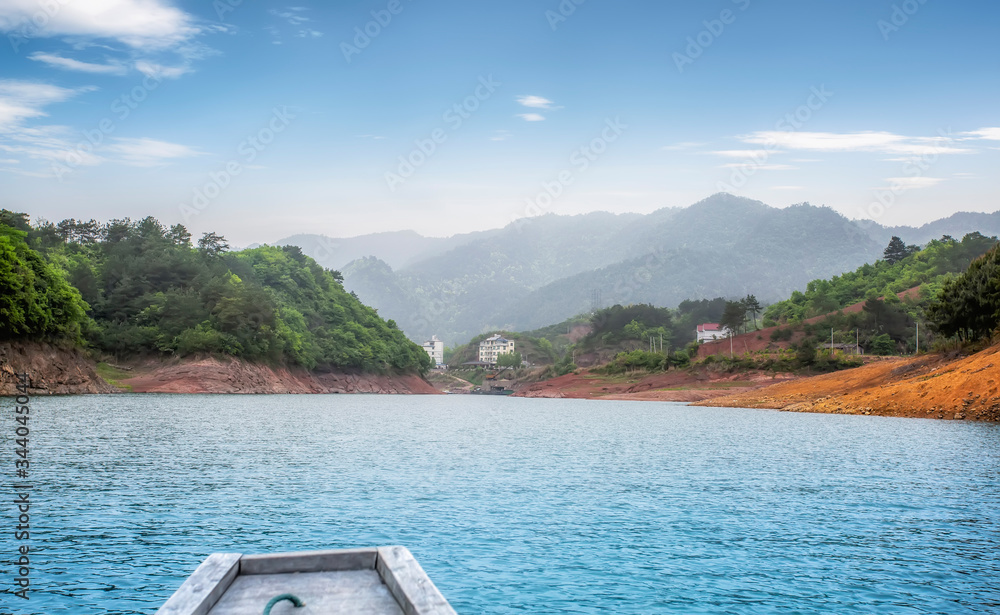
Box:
513;344;1000;422
0;341;438;396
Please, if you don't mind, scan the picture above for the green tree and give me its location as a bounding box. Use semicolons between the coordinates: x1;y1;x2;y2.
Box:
744;294;762;329
198;232;230;257
796;338;818;366
927;243;1000;341
623;319;643;339
720;300;746;337
868;333;895;356
496;351;522;368
883;236;911;264
0;225;86;340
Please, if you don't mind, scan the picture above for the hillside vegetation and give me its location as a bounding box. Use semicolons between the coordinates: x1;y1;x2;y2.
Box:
764;232;997;324
516;231;1000;381
0;211;430;375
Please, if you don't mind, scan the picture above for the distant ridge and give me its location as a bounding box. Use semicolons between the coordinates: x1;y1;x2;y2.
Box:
275;194;1000;344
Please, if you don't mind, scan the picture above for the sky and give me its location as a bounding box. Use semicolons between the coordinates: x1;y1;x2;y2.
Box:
0;0;998;246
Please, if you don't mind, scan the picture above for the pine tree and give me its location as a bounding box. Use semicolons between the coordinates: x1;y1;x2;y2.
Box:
883;236;909;264
744;294;762;329
720;300;746;336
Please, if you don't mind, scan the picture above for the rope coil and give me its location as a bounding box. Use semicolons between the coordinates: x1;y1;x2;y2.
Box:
262;593;305;614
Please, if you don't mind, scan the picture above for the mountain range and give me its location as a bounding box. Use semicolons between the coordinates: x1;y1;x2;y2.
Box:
275;194;1000;346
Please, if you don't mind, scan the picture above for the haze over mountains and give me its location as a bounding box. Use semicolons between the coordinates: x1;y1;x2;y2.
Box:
276;194;1000;345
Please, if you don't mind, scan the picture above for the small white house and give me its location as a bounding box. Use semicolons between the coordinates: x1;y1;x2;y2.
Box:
421;335;445;367
696;323;730;343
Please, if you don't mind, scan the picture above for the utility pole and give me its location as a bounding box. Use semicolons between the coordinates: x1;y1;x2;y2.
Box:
659;333;663;354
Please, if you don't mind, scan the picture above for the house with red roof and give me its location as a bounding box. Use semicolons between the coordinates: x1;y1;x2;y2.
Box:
696;323;729;343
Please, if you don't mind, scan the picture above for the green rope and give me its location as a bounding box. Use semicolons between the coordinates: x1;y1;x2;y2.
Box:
263;593;305;614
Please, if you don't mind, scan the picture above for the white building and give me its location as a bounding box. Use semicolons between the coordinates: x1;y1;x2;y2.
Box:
696;323;730;343
421;335;445;367
478;334;516;365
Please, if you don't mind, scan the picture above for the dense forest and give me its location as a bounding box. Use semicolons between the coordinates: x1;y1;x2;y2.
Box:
763;232;997;324
0;210;430;374
927;242;1000;343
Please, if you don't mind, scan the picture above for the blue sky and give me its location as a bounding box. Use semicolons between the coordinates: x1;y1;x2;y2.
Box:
1;0;998;246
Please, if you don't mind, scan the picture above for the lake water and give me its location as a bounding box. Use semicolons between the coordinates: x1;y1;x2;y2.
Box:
3;394;999;614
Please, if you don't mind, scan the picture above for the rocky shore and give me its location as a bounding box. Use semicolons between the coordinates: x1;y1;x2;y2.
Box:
0;341;437;395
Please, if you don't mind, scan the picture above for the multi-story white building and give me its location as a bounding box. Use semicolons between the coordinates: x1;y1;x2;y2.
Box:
478;334;516;365
421;335;445;367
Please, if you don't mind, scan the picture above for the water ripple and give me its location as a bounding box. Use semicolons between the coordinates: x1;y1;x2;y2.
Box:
2;395;998;614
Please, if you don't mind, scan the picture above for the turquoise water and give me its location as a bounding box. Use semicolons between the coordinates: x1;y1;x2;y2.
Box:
2;394;999;614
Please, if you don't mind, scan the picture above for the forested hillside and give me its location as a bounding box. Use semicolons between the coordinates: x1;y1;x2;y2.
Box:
764;232;998;324
0;211;430;375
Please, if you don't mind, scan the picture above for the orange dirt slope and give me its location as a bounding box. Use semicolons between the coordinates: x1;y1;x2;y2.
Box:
695;343;1000;421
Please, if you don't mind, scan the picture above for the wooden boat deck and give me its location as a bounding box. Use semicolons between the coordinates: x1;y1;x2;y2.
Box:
156;546;456;615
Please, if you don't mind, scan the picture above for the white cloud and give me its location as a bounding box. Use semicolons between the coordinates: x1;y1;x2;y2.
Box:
28;52;127;75
0;80;202;175
961;127;1000;141
0;0;198;49
881;177;945;191
105;137;202;166
770;185;804;190
517;95;554;109
270;8;311;26
712;149;771;159
660;141;704;151
269;7;322;38
0;123;105;168
0;80;84;129
517;113;546;122
135;60;191;79
740;130;970;156
491;130;511;141
720;163;796;170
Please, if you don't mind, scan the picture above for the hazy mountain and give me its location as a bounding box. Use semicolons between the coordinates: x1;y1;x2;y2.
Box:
487;198;883;332
277;193;999;346
274;228;499;270
873;211;1000;246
